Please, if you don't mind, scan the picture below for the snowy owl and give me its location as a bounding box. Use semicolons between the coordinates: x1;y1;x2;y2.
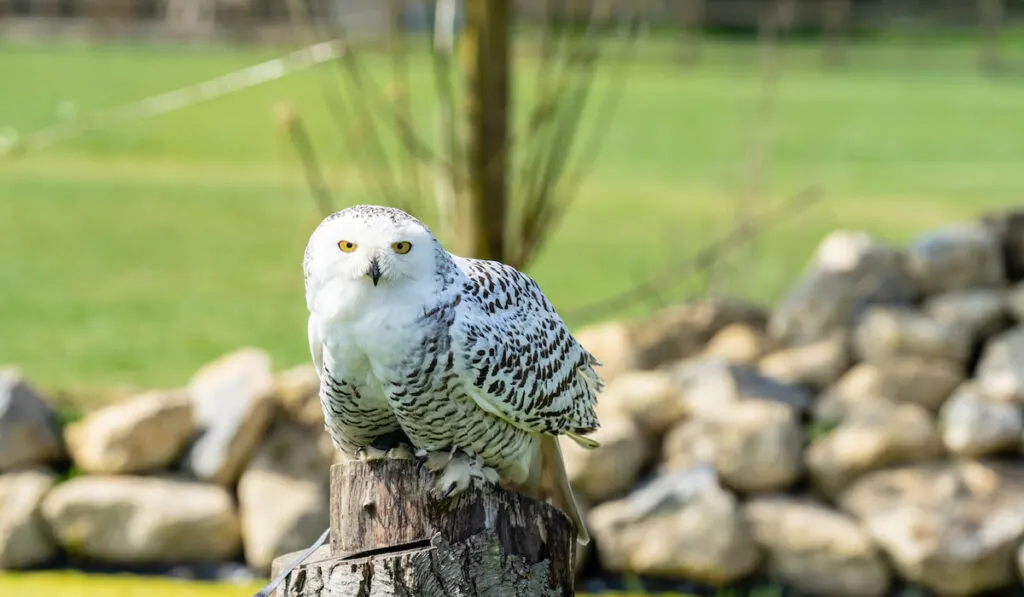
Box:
303;204;602;544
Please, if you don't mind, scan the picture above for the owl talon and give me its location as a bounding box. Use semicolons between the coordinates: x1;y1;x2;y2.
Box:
354;446;388;462
386;444;414;460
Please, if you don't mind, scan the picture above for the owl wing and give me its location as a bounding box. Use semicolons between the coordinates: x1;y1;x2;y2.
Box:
448;257;602;445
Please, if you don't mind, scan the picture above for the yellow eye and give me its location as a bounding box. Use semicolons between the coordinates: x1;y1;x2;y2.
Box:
338;240;357;253
392;241;412;254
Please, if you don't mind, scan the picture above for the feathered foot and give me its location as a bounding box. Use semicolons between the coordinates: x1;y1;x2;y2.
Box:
416;447;500;499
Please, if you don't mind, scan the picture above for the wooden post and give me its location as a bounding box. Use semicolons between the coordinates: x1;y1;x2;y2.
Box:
271;460;576;596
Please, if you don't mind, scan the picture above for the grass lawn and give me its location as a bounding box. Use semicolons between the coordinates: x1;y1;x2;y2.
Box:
0;571;676;597
2;33;1024;400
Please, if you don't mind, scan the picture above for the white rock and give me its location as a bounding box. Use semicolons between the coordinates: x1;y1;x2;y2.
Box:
561;414;651;504
589;468;759;584
841;461;1024;597
744;496;891;597
806;401;942;496
976;326;1024;403
853;306;971;366
0;469;58;569
238;419;333;572
905;223;1005;296
662;399;803;493
939;383;1023;457
64;389;194;474
182;348;277;485
41;475;241;564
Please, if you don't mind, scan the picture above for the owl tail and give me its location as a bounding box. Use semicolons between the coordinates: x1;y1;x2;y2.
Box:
539;434;590;545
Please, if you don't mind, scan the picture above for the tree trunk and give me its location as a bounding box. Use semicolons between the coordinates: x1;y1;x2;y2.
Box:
460;0;511;262
273;460;575;596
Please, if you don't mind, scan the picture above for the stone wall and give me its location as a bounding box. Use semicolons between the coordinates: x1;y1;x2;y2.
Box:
3;210;1024;596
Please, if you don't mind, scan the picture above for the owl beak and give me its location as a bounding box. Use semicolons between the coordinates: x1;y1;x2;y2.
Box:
366;257;382;286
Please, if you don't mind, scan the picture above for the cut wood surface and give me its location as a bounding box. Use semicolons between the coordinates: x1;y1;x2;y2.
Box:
274;459;575;596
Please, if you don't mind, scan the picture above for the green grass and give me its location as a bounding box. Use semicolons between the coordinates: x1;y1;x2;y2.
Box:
3;35;1024;399
0;571;676;597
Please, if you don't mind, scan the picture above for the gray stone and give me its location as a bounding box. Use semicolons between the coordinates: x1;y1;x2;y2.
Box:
274;364;323;428
814;357;963;423
0;469;58;569
589;467;759;584
744;496;891;597
629;297;767;371
662;399;803;493
976;326;1024;403
64;389;194;474
769;230;916;346
561;412;651;504
757;330;850;390
925;288;1008;343
182;348;277;485
238;419;333;572
596;371;686;437
853;306;971;366
674;358;812;418
939;383;1023;457
980;209;1024;282
806;401;942;496
905;223;1005;296
41;475;241;564
702;323;774;366
840;461;1024;597
0;369;64;471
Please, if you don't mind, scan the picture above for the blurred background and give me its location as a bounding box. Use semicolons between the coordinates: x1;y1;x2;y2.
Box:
3;1;1024;596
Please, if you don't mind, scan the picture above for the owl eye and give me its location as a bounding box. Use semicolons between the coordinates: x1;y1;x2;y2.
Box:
392;241;412;254
338;240;357;253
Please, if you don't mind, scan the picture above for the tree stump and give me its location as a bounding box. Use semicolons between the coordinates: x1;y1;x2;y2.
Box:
272;460;576;596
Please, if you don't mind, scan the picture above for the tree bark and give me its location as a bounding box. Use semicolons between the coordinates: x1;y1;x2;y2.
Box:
460;0;511;262
275;460;575;596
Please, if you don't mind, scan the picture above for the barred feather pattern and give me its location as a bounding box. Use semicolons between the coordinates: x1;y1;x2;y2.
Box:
380;257;602;472
303;204;602;474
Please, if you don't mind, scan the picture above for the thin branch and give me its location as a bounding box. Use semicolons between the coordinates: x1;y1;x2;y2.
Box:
561;186;824;327
278;104;335;217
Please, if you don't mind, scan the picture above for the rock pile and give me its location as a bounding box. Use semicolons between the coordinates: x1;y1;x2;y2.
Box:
3;210;1024;596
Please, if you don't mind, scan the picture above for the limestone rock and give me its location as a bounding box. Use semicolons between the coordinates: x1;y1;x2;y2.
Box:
597;371;686;436
976;326;1024;403
853;306;971;366
274;364;322;428
806;401;942;496
814;357;963;423
238;419;333;572
0;469;58;569
702;323;773;366
573;321;635;382
939;383;1023;457
905;223;1004;296
674;359;812;418
561;414;651;504
925;288;1008;344
589;467;759;584
64;389;194;475
743;496;890;597
182;348;277;485
0;369;64;471
980;209;1024;282
662;399;803;493
41;475;241;563
769;230;916;346
758;330;850;390
629;297;766;370
1006;283;1024;322
840;461;1024;597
